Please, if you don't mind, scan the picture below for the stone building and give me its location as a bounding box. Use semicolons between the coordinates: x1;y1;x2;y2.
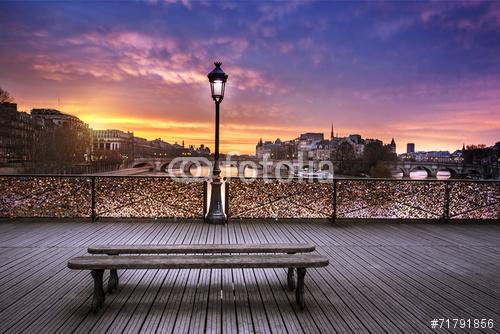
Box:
0;103;39;162
92;129;134;155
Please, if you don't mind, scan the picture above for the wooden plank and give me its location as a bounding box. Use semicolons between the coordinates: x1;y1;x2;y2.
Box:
227;223;254;334
206;224;223;334
154;222;203;333
21;225;135;333
219;224;238;334
105;269;162;333
62;223;170;333
236;222;272;333
169;221;208;334
88;242;315;254
259;222;327;334
137;223;195;334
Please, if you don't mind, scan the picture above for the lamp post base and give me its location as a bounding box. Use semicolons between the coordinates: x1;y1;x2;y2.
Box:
206;178;226;224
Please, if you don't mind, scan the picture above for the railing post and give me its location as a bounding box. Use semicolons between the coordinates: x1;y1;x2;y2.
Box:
225;178;230;222
91;176;97;222
203;180;207;222
442;181;451;223
331;179;337;224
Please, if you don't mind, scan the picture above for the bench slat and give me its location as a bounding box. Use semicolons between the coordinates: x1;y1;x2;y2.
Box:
88;243;315;255
68;254;329;270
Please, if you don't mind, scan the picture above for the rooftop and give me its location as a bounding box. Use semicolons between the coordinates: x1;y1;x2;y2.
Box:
1;219;499;333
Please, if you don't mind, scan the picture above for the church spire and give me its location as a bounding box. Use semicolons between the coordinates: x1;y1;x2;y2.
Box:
390;137;396;154
330;123;334;140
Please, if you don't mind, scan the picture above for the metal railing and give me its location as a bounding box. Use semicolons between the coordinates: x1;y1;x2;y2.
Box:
0;175;205;219
0;175;498;221
225;178;499;221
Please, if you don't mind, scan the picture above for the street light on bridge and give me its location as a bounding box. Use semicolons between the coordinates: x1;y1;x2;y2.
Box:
206;61;228;224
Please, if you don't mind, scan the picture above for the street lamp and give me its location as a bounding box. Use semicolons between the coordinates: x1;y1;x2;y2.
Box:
206;61;228;224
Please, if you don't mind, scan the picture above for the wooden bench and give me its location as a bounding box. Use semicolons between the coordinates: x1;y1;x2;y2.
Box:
88;243;315;296
68;253;329;312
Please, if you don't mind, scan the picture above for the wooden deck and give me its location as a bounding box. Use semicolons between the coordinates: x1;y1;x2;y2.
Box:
0;220;499;333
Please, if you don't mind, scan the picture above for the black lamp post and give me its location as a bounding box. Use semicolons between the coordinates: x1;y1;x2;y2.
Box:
206;61;228;224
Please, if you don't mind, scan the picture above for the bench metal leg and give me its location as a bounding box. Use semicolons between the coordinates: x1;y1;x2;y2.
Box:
91;269;105;313
295;267;306;309
287;251;296;291
287;268;295;290
108;269;119;293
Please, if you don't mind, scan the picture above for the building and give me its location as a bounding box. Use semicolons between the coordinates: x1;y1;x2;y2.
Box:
255;126;396;162
389;138;396;154
92;129;134;156
133;136;177;158
256;138;287;159
348;134;362;145
0;103;41;163
400;150;452;162
0;105;94;165
31;108;84;127
365;138;383;146
92;131;204;159
339;137;365;157
312;139;336;160
133;136;154;157
0;102;17;113
407;143;415;154
32;108;91;159
191;144;210;157
150;138;169;151
299;133;324;142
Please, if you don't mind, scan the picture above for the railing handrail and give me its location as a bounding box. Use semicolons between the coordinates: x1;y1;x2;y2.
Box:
0;174;498;183
0;174;207;180
226;176;499;183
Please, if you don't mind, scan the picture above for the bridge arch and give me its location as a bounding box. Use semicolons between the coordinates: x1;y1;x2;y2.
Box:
436;167;457;178
391;167;406;178
238;161;259;177
159;159;210;175
159;162;170;173
184;160;211;176
409;166;433;178
275;161;292;174
132;162;154;170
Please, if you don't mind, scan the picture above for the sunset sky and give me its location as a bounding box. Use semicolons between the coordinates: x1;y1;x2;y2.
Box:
1;0;499;154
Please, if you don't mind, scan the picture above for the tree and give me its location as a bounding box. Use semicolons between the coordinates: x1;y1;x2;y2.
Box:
99;150;124;165
463;144;497;168
0;87;14;103
335;141;357;174
30;122;91;173
369;162;392;178
361;142;397;178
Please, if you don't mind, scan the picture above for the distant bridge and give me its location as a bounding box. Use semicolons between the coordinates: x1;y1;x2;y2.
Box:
385;161;492;178
127;156;263;176
126;157;328;176
127;157;497;179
